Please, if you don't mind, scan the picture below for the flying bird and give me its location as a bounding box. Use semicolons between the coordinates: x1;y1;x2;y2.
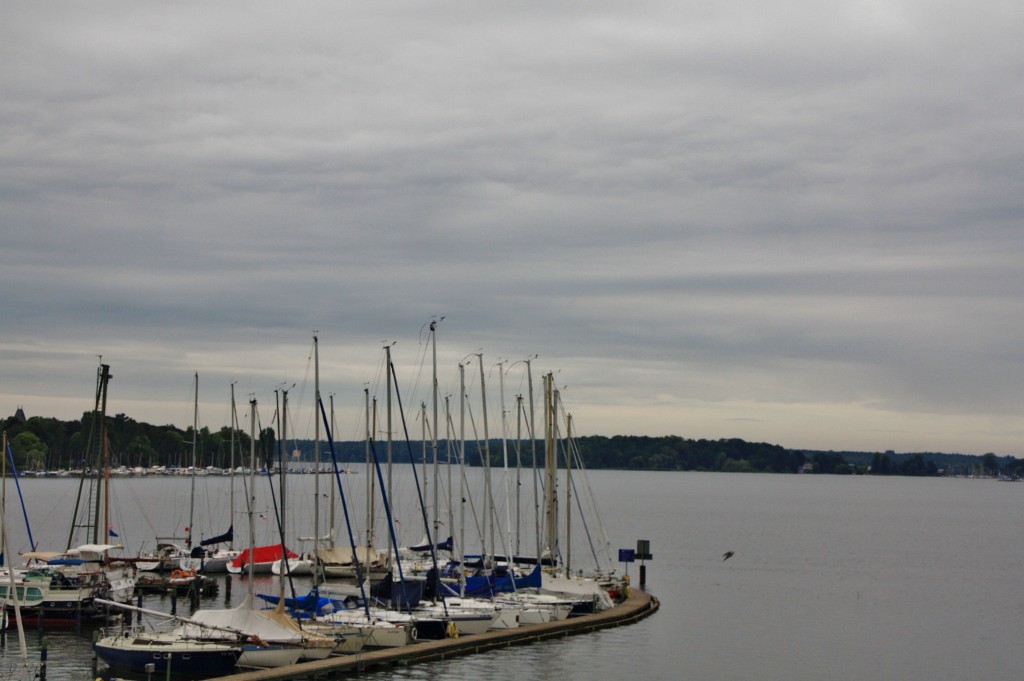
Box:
722;551;735;561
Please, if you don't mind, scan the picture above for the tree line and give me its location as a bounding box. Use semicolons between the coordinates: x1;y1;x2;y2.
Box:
2;412;1018;478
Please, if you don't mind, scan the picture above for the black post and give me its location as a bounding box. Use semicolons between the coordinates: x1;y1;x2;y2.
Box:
636;539;652;588
39;636;48;681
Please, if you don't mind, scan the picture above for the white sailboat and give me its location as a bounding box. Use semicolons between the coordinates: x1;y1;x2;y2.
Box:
185;397;333;667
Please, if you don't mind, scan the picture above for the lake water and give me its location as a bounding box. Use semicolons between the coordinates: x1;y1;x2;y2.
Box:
2;470;1021;680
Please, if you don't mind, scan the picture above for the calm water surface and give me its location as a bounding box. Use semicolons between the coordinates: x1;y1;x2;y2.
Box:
2;471;1021;680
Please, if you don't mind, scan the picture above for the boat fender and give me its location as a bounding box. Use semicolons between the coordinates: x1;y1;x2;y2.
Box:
447;621;459;639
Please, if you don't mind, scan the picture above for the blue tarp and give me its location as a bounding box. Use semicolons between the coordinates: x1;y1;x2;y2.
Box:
442;563;542;597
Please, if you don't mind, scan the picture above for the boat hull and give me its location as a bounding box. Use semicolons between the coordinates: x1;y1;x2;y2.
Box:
238;645;304;668
95;634;240;677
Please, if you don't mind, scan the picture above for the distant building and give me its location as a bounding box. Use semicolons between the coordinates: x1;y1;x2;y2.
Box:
14;406;26;423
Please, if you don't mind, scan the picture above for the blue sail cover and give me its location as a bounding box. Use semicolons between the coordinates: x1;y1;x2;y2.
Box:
200;525;233;546
411;536;453;552
442;563;543;597
256;588;339;617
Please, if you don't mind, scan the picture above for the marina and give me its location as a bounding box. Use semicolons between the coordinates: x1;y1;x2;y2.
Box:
2;352;645;679
205;588;656;681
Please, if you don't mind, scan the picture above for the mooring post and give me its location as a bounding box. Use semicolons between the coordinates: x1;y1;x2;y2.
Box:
39;636;48;681
636;539;652;588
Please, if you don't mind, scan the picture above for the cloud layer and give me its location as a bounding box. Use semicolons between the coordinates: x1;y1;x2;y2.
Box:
3;0;1023;455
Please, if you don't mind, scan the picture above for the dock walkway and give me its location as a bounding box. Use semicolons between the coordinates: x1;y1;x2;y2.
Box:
209;588;659;681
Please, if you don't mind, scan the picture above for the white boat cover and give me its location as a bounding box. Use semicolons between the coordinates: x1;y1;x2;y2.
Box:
317;546;386;565
175;597;328;644
539;574;614;611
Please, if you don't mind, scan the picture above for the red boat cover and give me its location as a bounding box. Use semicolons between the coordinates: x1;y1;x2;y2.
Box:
230;544;297;568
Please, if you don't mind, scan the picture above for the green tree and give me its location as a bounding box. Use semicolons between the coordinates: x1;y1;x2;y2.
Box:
11;431;48;470
870;453;892;475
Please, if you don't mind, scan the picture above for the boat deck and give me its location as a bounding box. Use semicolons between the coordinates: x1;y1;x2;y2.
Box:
207;588;659;681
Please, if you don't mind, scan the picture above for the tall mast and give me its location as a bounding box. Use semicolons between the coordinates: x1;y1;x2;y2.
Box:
99;364;112;546
187;372;198;549
526;359;540;563
329;393;337;549
430;321;441;547
515;393;523;556
384;343;394;565
458;361;467;597
2;429;28;657
279;387;289;593
564;408;573;576
229;382;237;550
498;360;513;565
247;398;257;591
476;353;492;566
420;402;428;529
364;387;372;558
544;372;557;566
313;334;321;583
445;394;454;554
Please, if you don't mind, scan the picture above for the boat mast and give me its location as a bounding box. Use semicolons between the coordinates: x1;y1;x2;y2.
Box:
229;382;237;550
458;361;468;597
421;402;428;529
476;353;493;567
100;364;112;546
384;343;394;567
544;372;558;568
525;359;540;564
279;387;289;594
363;387;372;562
430;320;441;547
514;393;523;557
1;430;28;658
187;372;198;550
68;362;108;549
445;394;455;555
313;334;321;583
329;393;337;550
247;398;257;591
498;360;514;567
564;407;573;577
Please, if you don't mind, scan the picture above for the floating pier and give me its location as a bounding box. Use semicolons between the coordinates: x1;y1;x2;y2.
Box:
207;588;659;681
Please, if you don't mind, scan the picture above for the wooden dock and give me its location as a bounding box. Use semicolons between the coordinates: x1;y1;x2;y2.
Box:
209;589;659;681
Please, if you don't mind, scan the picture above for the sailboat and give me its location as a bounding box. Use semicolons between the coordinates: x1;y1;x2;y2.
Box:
94;622;242;677
11;363;137;624
139;373;210;574
185;382;243;573
191;397;333;666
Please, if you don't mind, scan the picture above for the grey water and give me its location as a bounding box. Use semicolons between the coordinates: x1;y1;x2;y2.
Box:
2;471;1021;680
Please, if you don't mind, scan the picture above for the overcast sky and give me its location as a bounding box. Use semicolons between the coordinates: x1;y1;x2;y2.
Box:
3;1;1023;456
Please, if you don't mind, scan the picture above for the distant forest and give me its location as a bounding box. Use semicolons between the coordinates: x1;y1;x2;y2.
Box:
2;411;1020;478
